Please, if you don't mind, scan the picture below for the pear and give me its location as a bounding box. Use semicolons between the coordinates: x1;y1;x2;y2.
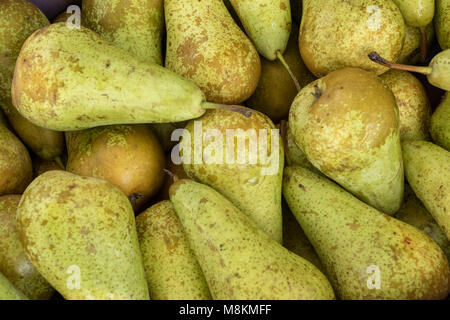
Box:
181;109;284;243
16;171;149;300
369;50;450;91
32;155;64;178
228;0;291;61
284;166;450;300
0;0;64;160
430;93;450;151
169;179;335;300
398;24;435;64
395;186;450;262
0;195;54;300
136;201;211;300
11;23;208;131
83;0;163;65
66;125;165;212
150;122;186;152
0;272;28;300
284;122;318;173
300;0;405;77
289;68;404;215
164;0;261;104
379;70;431;141
156;156;189;201
246;24;316;122
436;0;450;49
402;140;450;240
0;124;32;196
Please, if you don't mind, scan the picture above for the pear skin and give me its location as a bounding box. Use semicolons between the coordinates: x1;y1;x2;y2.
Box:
164;0;261;104
398;24;435;64
427;50;450;90
289;68;404;215
0;195;54;300
32;156;63;178
11;23;207;131
16;171;149;300
169;179;335;300
285;121;319;173
181;109;284;243
436;0;450;49
283;166;450;300
300;0;405;76
402;140;450;240
83;0;164;65
431;93;450;151
136;201;211;300
66;125;165;212
0;272;28;300
391;0;435;27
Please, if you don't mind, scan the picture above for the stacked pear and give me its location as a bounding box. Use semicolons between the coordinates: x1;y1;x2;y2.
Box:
391;0;434;29
0;272;28;300
435;0;450;49
289;68;404;215
11;23;208;131
164;0;261;104
16;171;149;300
398;24;435;64
284;166;450;300
430;93;450;151
169;179;335;300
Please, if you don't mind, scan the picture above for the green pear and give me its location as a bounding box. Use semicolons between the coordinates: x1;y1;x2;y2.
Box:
16;171;149;300
283;166;450;300
300;0;405;77
164;0;261;104
136;200;211;300
284;122;318;173
228;0;291;60
83;0;163;65
430;93;450;151
150;122;187;152
289;68;404;215
379;70;431;141
11;23;208;131
435;0;450;49
398;24;435;64
395;185;450;262
402;140;450;240
392;0;434;27
0;124;32;196
0;272;28;300
181;109;284;243
169;179;335;300
0;195;54;300
0;0;64;160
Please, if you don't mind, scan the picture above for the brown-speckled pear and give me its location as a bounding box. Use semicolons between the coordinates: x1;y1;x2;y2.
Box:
436;0;450;49
0;124;32;196
169;179;335;300
11;23;207;131
285;122;319;174
379;70;431;141
283;166;450;300
228;0;291;60
181;109;284;243
0;0;64;160
0;272;28;300
164;0;261;104
136;201;211;300
431;93;450;151
0;195;54;300
246;24;316;122
16;171;149;300
395;186;450;262
289;68;404;215
66;125;165;212
403;140;450;239
83;0;163;65
398;24;435;64
300;0;405;77
392;0;435;28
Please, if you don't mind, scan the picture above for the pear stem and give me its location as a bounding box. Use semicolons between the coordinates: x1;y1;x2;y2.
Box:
368;52;432;75
419;27;428;63
276;51;301;92
201;102;253;118
163;169;179;182
54;156;65;170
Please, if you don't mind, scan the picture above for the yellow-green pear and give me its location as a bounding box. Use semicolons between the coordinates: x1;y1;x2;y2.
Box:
0;0;64;160
169;179;335;300
0;195;54;300
228;0;291;60
136;201;211;300
16;171;149;300
436;0;450;49
379;70;431;141
283;166;450;300
398;24;435;64
391;0;435;28
403;140;450;239
430;93;450;151
289;68;404;215
11;23;208;131
83;0;164;65
164;0;261;104
0;272;28;300
284;122;318;173
181;109;284;243
300;0;405;77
